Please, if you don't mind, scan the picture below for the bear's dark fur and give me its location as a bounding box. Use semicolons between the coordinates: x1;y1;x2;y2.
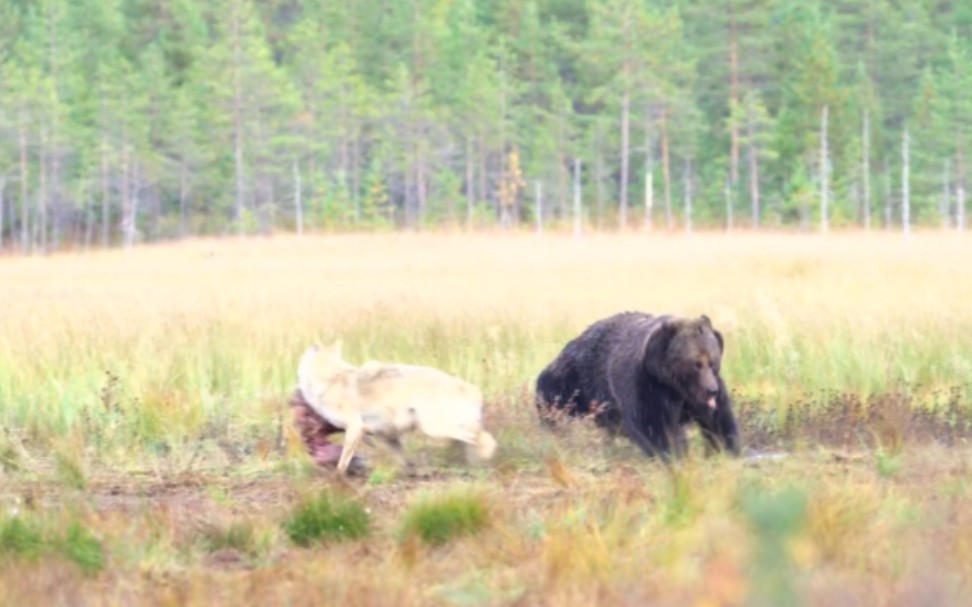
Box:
535;312;740;459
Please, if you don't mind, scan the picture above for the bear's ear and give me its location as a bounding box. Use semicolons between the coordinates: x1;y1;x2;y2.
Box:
699;315;723;351
643;319;679;365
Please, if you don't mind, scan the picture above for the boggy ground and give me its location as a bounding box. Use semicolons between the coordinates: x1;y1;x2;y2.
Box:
3;398;972;607
2;232;972;605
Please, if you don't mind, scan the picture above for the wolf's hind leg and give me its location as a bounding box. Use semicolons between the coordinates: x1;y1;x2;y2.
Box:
337;416;365;475
381;435;415;474
462;431;497;464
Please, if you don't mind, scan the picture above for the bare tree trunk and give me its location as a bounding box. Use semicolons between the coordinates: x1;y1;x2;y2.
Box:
19;125;29;253
38;125;48;255
340;121;351;222
684;157;692;234
308;154;317;218
902;126;910;242
850;180;859;225
465;135;474;228
121;142;131;249
179;159;189;238
498;55;507;226
0;178;5;251
820;105;829;234
535;180;543;236
46;1;61;252
883;156;892;229
416;138;427;228
293;158;303;235
352;134;362;223
266;176;276;234
748;118;760;229
958;181;967;232
84;186;94;250
645;172;653;231
558;108;569;220
573;157;582;237
619;87;630;230
124;154;139;250
728;0;739;185
404;139;415;229
725;177;733;232
942;159;951;229
660;111;672;230
644;105;654;231
596;120;605;230
51;131;61;252
958;149;966;231
232;1;245;235
101;139;111;247
478;132;487;219
862;109;871;230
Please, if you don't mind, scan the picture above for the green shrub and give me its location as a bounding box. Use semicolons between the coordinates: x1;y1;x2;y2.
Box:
0;517;45;560
1;515;104;575
283;491;370;547
58;522;105;575
401;489;489;546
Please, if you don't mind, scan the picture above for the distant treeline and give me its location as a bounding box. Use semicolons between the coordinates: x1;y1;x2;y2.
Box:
0;0;970;251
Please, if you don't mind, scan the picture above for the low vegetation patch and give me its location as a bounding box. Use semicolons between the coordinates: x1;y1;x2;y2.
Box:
0;514;104;575
283;491;370;547
196;520;259;557
400;487;490;546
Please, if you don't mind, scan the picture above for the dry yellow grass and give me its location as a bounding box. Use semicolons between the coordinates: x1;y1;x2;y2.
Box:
1;231;972;605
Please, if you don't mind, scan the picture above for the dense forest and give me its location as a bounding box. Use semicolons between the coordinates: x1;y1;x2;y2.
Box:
0;0;970;251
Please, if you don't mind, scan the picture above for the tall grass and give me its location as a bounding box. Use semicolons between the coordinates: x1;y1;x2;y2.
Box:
3;232;972;605
1;232;971;453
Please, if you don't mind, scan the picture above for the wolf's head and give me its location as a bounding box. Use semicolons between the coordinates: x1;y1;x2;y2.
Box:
298;340;346;388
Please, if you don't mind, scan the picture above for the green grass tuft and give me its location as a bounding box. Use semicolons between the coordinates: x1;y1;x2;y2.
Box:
283;491;370;547
401;488;490;546
0;516;45;561
58;521;105;575
197;520;258;556
54;448;87;491
1;515;104;575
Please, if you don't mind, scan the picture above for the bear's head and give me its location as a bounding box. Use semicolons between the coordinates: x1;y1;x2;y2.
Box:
644;315;724;411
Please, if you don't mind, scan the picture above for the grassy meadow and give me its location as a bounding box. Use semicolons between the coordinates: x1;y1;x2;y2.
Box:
2;231;972;605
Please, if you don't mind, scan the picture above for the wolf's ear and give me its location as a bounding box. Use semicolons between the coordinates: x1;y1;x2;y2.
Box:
714;329;724;354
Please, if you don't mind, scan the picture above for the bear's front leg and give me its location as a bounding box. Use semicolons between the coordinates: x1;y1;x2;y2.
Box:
697;381;740;456
622;404;685;460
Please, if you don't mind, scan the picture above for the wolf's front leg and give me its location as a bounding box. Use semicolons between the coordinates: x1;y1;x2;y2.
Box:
337;416;365;475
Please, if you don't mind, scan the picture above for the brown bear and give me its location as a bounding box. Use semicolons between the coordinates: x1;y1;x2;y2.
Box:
535;312;740;459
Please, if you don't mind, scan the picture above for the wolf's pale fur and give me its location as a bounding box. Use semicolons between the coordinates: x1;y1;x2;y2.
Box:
297;341;498;474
